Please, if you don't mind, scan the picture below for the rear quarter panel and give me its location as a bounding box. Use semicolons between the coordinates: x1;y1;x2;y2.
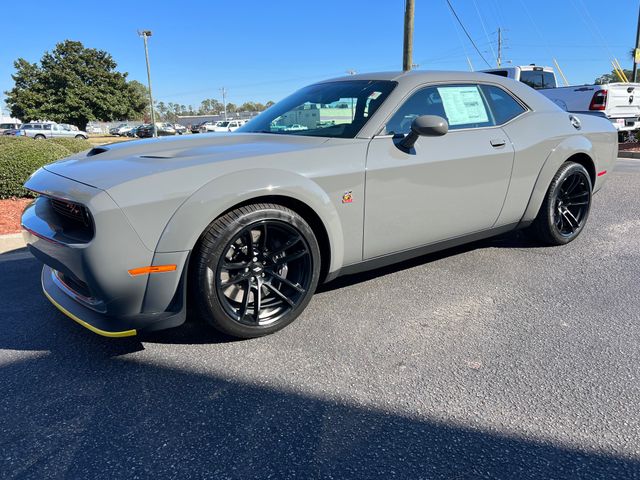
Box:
497;111;616;225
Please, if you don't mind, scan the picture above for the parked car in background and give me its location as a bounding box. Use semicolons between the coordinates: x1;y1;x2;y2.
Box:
126;125;143;137
17;122;88;139
86;125;104;134
199;120;227;133
21;70;617;339
109;124;134;136
174;124;187;135
137;123;176;138
0;122;21;133
283;124;308;131
200;119;248;133
191;122;205;134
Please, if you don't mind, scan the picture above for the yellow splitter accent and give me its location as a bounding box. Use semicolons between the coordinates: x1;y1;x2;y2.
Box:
42;279;137;338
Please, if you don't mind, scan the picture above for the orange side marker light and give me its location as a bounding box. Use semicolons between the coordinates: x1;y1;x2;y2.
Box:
128;265;177;276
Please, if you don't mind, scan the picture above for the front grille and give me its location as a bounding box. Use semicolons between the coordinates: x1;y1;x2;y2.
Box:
50;198;91;227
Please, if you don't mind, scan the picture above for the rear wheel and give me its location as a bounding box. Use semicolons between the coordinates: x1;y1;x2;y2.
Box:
191;203;321;338
34;134;45;140
75;134;85;139
530;161;592;245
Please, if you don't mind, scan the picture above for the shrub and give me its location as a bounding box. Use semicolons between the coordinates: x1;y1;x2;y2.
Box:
48;137;92;154
0;136;32;147
0;138;72;198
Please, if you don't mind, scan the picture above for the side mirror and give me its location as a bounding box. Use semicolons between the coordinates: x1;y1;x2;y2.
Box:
399;115;448;150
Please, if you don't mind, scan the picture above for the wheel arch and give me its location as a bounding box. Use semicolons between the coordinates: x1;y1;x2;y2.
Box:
155;168;344;279
190;194;333;283
566;152;596;186
520;136;596;223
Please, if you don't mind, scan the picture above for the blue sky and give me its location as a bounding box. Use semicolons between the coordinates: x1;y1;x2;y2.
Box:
1;0;637;112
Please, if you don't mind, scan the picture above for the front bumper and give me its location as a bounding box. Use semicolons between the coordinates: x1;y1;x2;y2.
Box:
22;168;189;337
41;265;186;337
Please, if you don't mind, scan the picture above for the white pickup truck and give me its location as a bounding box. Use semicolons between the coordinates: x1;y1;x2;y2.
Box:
483;65;640;139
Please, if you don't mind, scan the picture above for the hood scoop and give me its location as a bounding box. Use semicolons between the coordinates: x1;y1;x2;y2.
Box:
87;147;109;157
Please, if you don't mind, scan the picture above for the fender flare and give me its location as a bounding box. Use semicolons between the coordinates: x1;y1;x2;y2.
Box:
154;168;344;274
520;135;595;223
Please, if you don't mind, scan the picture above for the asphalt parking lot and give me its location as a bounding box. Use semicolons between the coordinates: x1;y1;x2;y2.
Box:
1;159;639;479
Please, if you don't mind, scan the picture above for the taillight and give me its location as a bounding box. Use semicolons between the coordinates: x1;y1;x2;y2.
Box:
589;90;607;110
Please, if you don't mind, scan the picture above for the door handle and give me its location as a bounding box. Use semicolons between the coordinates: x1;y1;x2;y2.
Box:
490;139;506;148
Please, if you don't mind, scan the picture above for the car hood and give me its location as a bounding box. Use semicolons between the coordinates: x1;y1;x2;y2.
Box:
43;133;329;191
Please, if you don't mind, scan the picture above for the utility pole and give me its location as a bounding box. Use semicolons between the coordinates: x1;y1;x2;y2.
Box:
220;87;228;121
633;5;640;82
497;28;502;67
402;0;414;71
138;30;157;137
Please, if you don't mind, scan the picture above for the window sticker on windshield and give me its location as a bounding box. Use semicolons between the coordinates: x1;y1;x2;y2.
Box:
437;86;489;125
368;91;382;100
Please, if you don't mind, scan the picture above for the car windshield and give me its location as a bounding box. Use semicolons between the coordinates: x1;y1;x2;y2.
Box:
238;80;396;138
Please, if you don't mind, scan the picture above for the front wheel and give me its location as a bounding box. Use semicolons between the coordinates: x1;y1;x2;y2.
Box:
530;161;592;245
191;203;321;338
75;134;85;139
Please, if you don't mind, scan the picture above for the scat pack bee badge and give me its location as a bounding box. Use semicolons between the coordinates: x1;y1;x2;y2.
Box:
342;191;353;204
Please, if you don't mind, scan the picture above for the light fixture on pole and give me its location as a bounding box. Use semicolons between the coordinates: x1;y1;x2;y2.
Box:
138;29;157;138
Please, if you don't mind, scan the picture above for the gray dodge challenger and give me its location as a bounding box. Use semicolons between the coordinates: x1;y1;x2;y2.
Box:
21;71;617;338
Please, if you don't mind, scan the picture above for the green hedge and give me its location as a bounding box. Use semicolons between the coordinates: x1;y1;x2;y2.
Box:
48;137;92;154
0;138;76;198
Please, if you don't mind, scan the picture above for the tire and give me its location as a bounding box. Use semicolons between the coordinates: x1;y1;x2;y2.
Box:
34;134;45;140
530;161;593;245
75;134;85;139
191;203;321;338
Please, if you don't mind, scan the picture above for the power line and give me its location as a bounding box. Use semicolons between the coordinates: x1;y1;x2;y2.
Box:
444;0;492;68
472;0;497;64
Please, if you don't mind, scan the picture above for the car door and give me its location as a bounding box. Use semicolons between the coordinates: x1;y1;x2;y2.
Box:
363;83;519;259
53;124;67;137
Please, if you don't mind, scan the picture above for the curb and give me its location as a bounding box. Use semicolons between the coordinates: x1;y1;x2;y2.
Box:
618;151;640;159
0;232;26;254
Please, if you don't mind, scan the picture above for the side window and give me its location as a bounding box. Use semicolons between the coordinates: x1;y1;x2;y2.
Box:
480;85;526;125
386;84;494;135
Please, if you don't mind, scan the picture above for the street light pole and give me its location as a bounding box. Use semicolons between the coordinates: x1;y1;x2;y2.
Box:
633;5;640;82
220;87;228;121
139;30;157;137
402;0;415;71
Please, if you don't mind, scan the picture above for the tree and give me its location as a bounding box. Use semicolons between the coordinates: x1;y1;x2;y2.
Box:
265;101;275;109
240;101;257;112
595;68;633;85
4;40;146;129
226;102;237;113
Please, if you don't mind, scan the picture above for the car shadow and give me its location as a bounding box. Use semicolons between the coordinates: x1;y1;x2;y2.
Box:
319;229;542;293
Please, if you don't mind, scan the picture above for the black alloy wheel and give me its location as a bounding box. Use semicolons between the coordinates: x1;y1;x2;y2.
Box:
531;161;593;245
216;221;313;327
192;203;321;338
553;170;591;237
